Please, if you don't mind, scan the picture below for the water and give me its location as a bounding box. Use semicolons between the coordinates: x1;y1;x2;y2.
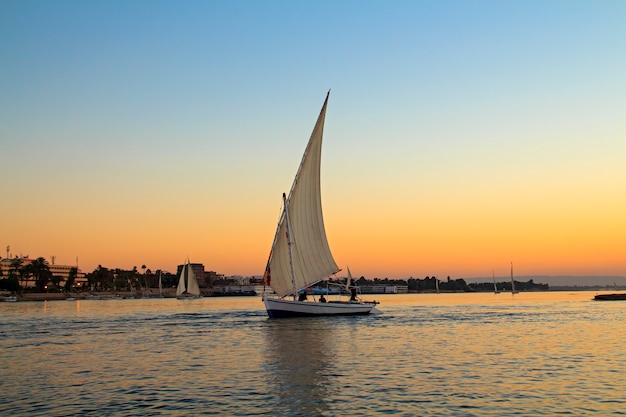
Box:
1;292;624;416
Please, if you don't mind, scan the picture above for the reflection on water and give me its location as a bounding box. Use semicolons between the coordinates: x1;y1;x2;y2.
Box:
264;319;334;416
1;292;624;416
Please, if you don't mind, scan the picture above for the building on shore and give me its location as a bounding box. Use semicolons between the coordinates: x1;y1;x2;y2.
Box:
0;256;87;289
359;285;409;294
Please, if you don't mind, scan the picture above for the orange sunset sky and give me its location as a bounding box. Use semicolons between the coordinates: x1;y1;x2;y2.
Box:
2;1;624;279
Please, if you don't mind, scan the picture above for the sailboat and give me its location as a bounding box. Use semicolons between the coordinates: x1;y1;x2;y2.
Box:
262;92;380;318
510;262;518;294
176;259;201;299
158;271;164;298
493;270;500;294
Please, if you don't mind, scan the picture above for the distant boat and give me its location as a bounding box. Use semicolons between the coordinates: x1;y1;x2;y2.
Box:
511;262;518;294
435;277;440;294
594;293;626;301
144;271;164;298
125;280;136;299
3;295;17;302
493;271;500;294
261;92;380;318
177;259;200;299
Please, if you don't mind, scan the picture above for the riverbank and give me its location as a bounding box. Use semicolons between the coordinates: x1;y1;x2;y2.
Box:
2;287;259;302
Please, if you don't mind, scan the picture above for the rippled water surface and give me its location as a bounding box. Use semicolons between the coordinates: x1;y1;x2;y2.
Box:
1;292;624;416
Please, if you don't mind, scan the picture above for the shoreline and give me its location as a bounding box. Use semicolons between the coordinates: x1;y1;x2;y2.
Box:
3;287;622;302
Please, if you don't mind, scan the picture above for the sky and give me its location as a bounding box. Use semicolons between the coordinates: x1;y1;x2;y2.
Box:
1;0;624;279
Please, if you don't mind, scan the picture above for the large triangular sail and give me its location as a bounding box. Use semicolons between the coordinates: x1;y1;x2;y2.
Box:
264;92;340;298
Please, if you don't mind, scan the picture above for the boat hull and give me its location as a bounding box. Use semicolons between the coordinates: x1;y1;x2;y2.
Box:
176;294;201;300
594;293;626;301
264;296;378;318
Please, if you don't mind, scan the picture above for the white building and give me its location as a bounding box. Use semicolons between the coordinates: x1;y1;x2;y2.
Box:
0;256;86;289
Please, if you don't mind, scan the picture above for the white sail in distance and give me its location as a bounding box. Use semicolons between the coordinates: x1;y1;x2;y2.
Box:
186;264;200;296
176;264;187;295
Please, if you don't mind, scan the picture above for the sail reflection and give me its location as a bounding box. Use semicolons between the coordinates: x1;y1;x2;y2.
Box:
263;319;336;415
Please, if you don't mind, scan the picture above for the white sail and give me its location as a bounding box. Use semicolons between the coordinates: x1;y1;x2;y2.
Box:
493;270;500;294
265;92;339;298
177;261;201;297
176;264;187;296
511;262;518;294
345;266;353;292
186;264;200;296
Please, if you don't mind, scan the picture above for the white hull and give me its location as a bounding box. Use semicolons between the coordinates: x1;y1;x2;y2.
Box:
264;296;379;318
176;294;200;300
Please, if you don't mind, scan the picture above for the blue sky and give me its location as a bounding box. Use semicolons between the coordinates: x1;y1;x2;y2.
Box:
1;0;625;277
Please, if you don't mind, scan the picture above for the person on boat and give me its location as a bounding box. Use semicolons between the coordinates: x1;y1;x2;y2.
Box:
319;294;326;303
298;291;307;301
350;287;358;302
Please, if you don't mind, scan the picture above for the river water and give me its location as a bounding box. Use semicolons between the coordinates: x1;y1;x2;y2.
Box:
1;292;624;416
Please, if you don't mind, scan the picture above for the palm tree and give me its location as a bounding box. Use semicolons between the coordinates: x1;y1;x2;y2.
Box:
9;258;23;289
50;274;63;289
30;257;52;292
65;267;77;293
141;264;149;293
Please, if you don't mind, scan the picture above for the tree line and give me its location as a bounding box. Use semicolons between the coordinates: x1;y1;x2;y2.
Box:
0;259;181;293
84;265;179;292
1;257;549;293
0;257;77;293
351;275;548;292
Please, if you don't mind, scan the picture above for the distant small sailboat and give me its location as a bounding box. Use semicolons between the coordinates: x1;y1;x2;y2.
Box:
177;259;200;299
510;262;518;294
493;270;500;294
125;279;136;299
435;277;440;294
158;271;164;298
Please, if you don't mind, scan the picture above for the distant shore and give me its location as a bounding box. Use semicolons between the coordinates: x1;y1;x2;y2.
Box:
2;287;259;302
3;287;623;302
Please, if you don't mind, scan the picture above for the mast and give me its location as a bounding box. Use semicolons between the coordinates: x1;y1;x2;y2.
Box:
283;193;297;300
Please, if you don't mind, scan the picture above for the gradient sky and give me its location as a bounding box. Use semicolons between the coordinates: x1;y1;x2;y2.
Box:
1;0;624;279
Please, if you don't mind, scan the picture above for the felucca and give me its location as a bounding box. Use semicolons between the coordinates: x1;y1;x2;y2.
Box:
261;92;380;318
